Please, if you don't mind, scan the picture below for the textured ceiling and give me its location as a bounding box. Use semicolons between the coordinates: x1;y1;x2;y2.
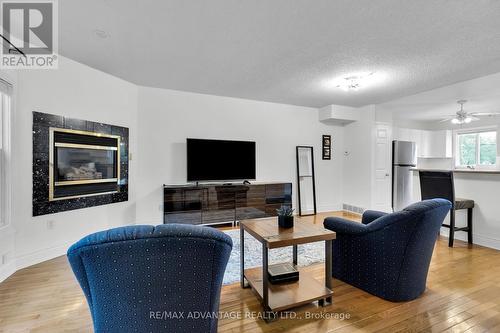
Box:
378;71;500;123
59;0;500;108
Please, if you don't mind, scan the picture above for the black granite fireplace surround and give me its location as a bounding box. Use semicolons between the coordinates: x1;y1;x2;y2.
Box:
33;112;129;216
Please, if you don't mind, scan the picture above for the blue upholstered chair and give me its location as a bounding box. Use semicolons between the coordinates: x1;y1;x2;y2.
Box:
324;199;451;302
67;224;232;333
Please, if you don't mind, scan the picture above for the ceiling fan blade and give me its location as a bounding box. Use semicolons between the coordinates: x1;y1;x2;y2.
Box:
470;112;500;116
438;117;455;123
469;116;480;121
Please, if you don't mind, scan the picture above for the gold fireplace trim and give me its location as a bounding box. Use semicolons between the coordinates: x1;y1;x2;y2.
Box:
49;127;122;201
54;178;119;186
49;191;120;202
54;142;118;151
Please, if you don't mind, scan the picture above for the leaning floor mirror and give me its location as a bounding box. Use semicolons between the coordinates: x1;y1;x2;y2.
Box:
296;146;317;216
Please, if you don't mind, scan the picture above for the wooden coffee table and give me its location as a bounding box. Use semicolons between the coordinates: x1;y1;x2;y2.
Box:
239;216;336;319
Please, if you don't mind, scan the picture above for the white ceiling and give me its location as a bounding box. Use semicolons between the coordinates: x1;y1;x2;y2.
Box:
378;71;500;123
59;0;500;108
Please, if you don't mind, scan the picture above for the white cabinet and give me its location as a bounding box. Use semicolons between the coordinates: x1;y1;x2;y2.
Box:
419;131;430;158
393;128;452;158
422;130;452;158
409;129;423;157
393;128;424;157
394;128;411;141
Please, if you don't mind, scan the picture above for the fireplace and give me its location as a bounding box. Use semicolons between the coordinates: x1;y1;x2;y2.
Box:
33;112;129;216
49;128;121;201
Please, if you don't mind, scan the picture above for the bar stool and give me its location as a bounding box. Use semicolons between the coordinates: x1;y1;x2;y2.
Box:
419;171;474;247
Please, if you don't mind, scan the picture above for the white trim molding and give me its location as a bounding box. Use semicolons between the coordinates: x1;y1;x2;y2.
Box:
15;242;73;271
0;73;15;283
440;230;500;250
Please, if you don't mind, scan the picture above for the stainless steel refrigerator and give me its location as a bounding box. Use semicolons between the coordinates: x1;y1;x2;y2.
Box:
392;141;417;211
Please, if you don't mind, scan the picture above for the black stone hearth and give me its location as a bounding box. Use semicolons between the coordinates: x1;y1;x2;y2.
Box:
33;112;129;216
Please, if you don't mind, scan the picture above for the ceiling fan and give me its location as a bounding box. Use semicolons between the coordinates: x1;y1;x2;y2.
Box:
440;100;500;125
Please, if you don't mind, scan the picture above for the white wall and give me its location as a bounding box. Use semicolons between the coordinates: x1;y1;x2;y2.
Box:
452;173;500;249
0;58;346;283
341;105;376;210
136;87;344;223
0;56;138;280
6;53;500;283
417;158;453;170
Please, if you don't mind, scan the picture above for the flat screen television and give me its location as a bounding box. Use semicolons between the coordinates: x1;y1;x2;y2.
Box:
187;138;256;182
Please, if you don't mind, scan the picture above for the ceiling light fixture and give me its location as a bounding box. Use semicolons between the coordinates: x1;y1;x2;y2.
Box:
326;72;386;92
450;100;473;125
337;73;372;91
94;29;109;39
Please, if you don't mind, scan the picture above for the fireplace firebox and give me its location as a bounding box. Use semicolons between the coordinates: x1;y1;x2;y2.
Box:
49;128;121;201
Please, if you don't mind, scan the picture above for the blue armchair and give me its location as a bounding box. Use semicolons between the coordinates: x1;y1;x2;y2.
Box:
67;224;232;333
324;199;451;302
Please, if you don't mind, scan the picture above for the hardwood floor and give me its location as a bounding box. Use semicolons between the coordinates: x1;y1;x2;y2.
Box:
2;212;500;332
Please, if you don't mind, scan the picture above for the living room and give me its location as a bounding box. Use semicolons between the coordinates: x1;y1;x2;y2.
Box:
1;1;500;332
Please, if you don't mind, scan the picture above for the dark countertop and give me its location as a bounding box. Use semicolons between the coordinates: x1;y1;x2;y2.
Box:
411;168;500;175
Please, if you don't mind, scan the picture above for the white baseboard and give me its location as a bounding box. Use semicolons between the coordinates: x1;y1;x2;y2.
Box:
317;203;343;213
440;229;500;250
0;242;71;283
473;234;500;250
0;261;16;283
15;242;72;271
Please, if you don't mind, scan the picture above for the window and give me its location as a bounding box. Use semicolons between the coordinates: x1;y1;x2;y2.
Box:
0;93;2;226
0;79;12;227
456;130;497;169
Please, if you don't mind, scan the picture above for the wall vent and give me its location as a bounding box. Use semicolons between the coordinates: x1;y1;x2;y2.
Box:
0;252;10;266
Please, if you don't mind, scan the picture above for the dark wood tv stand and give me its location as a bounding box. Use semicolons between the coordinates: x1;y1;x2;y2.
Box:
163;182;292;226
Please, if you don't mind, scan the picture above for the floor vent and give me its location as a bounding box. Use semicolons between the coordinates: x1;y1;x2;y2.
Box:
342;204;365;215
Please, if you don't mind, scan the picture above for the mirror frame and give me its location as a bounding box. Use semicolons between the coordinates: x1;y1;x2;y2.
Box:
296;145;317;216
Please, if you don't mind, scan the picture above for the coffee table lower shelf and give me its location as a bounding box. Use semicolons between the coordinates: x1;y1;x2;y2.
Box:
244;266;333;312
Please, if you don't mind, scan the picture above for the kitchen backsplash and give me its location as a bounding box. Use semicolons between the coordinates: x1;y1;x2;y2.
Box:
417;157;453;170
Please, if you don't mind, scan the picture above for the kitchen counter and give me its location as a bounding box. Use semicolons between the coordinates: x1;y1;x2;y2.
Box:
411;168;500;175
410;168;500;250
